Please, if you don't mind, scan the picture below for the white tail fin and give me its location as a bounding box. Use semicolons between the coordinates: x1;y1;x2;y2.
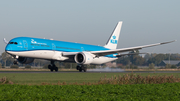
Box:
104;21;123;49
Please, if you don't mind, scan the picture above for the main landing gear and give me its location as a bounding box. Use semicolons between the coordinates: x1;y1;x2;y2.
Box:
76;65;87;72
48;61;58;72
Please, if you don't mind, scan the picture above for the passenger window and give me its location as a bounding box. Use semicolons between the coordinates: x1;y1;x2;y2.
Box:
14;42;18;45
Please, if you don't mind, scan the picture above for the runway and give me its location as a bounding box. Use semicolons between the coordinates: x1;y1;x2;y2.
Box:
0;71;180;73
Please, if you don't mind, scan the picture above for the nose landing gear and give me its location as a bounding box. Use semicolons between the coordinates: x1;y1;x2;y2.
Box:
13;59;18;65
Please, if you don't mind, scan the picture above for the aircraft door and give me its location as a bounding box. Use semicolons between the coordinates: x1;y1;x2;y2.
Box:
81;47;84;52
23;40;28;50
52;43;56;50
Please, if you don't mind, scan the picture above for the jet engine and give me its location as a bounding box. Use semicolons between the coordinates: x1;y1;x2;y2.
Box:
17;57;34;64
74;52;93;64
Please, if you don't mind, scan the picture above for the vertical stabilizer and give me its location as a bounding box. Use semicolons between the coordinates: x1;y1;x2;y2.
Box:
104;21;123;49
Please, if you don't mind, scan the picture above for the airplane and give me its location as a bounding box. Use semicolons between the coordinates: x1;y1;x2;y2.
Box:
4;21;175;72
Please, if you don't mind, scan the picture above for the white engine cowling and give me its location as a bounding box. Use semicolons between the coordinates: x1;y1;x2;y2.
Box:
74;52;93;64
17;57;34;64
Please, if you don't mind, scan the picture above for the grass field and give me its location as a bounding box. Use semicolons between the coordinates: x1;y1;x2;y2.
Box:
0;72;180;85
1;71;180;100
1;83;180;100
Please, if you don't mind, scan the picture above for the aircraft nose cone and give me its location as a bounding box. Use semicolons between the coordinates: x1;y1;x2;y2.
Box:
5;45;12;51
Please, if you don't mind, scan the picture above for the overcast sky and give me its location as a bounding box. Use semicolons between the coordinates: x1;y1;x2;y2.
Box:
0;0;180;54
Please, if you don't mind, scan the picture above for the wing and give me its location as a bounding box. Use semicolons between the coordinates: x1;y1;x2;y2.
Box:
91;40;176;56
116;52;149;57
62;40;176;57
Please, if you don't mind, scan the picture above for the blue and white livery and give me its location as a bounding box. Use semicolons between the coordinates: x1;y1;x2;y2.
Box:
4;22;175;72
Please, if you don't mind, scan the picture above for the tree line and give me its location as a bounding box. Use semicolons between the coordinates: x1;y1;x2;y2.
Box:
1;51;180;69
116;51;180;66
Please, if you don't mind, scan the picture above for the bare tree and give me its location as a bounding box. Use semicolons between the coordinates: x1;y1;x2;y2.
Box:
0;52;13;67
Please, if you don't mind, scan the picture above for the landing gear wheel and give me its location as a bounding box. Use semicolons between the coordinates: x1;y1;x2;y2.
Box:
50;69;54;72
77;65;87;72
76;66;79;70
55;67;58;72
13;60;18;65
48;61;59;72
48;65;53;72
83;67;87;72
48;65;51;69
79;68;82;72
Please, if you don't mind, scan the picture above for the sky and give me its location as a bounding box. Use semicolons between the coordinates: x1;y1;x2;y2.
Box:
0;0;180;54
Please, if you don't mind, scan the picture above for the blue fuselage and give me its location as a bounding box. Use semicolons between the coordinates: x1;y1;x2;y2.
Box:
5;37;115;58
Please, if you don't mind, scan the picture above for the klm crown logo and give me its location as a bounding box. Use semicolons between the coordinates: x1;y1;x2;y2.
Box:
113;36;116;39
110;35;117;44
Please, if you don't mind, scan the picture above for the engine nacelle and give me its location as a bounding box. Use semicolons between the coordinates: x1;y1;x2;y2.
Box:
17;57;34;64
74;52;93;64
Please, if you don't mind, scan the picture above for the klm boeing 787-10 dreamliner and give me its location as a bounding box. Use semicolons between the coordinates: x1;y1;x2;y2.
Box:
4;22;175;72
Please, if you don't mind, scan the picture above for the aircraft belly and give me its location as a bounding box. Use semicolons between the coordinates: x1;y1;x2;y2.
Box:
13;50;55;59
52;51;69;60
7;50;69;61
31;50;55;59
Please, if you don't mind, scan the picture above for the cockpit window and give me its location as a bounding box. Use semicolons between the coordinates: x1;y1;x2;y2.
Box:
9;42;18;45
9;42;14;44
